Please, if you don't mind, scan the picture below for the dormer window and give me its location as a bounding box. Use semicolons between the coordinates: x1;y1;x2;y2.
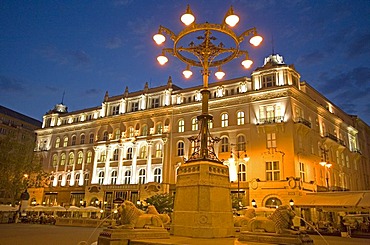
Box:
151;98;160;108
216;86;224;97
239;82;247;93
112;105;120;115
262;75;275;88
131;101;139;112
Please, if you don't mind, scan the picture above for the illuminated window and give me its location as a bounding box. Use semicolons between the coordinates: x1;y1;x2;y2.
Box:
155;143;162;158
178;119;185;133
100;151;106;162
299;162;305;182
111;171;118;184
113;149;119;161
75;173;81;186
139;145;147;159
86;151;92;164
156;123;163;134
153;168;162;183
84;173;90;186
191;117;198;131
63;137;68;147
266;161;280;181
98;172;104;185
77;151;83;164
128;127;134;137
177;141;184;156
60;153;66;165
52;154;58;166
237;111;245;125
220;137;229;152
68;152;75;165
221;113;228;127
55;138;60;148
208;119;213;129
267;133;276;148
138;169;146;184
126;148;133;160
71;135;76;146
124;170;131;184
265;197;282;208
142;124;148;136
239;163;246;181
114;129;120;140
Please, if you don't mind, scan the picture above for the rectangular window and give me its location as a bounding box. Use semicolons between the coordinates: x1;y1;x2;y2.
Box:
112;105;120;115
267;133;276;148
266;161;280;181
299;162;305;182
262;75;275;88
151;98;160;108
131;102;139;112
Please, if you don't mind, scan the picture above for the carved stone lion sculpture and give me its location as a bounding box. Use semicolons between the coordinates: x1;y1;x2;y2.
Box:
245;205;298;234
234;209;256;227
115;200;164;229
147;205;171;225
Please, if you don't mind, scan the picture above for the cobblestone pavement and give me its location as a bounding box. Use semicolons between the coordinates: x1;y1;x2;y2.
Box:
0;223;369;245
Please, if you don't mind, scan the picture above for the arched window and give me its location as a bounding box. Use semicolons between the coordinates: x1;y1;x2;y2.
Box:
154;168;162;183
80;134;85;144
103;131;109;141
208;119;213;129
58;175;63;186
86;151;92;164
98;172;105;185
128;127;135;137
265;197;282;208
237;111;245;125
75;173;81;186
220;137;229;152
111;171;118;184
177;141;184;156
155;143;162;158
71;135;77;146
156;123;162;134
221;113;228;127
113;149;119;161
126;148;133;160
63;137;68;147
138;169;146;184
60;153;66;165
237;135;246;151
114;129;121;140
77;151;83;164
139;145;147;159
239;163;246;181
124;170;131;184
68;152;75;165
84;173;90;186
191;117;198;131
52;154;58;166
66;174;71;186
142;124;148;136
89;134;94;144
100;151;106;162
178;119;185;133
55;137;60;148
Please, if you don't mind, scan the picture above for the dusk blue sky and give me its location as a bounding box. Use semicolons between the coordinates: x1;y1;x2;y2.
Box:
1;0;369;125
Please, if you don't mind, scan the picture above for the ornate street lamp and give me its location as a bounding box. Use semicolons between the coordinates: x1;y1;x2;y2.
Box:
251;199;257;208
153;5;262;162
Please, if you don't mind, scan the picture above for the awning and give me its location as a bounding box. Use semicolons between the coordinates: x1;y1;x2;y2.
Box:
294;192;370;211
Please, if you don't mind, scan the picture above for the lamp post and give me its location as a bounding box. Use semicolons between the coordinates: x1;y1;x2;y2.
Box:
319;147;331;191
229;144;250;208
153;5;262;163
251;199;257;208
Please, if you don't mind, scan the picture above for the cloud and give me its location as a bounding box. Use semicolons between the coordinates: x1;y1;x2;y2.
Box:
84;88;101;96
38;45;91;68
105;37;123;49
346;32;370;58
296;50;327;66
0;75;25;92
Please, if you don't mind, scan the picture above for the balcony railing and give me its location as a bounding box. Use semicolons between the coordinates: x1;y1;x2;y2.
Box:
325;133;346;146
257;116;283;125
295;117;311;128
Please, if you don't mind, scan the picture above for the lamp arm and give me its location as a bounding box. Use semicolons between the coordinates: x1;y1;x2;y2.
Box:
237;27;257;43
159;25;177;41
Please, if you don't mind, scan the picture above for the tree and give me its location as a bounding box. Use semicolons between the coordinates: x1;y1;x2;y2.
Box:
143;193;174;214
0;132;45;205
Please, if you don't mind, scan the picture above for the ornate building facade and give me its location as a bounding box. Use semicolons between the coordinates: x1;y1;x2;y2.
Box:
32;54;369;214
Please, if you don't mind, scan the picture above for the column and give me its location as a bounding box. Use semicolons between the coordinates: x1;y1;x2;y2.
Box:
117;144;124;184
146;141;153;182
103;146;111;185
91;146;99;184
130;143;138;184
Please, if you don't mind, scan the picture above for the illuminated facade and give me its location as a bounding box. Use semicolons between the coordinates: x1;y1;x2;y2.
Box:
33;54;369;212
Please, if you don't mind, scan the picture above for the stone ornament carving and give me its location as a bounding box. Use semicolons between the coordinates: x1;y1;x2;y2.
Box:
147;205;171;225
234;209;256;227
114;200;164;229
245;205;298;234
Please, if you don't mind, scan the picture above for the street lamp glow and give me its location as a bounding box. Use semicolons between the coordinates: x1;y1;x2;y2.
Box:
182;66;193;79
181;5;195;26
215;67;225;79
249;35;263;47
225;6;239;27
153;33;166;45
241;59;253;69
157;55;168;65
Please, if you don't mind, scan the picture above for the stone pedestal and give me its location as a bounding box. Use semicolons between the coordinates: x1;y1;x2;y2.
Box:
238;231;314;245
97;228;169;245
172;161;234;238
